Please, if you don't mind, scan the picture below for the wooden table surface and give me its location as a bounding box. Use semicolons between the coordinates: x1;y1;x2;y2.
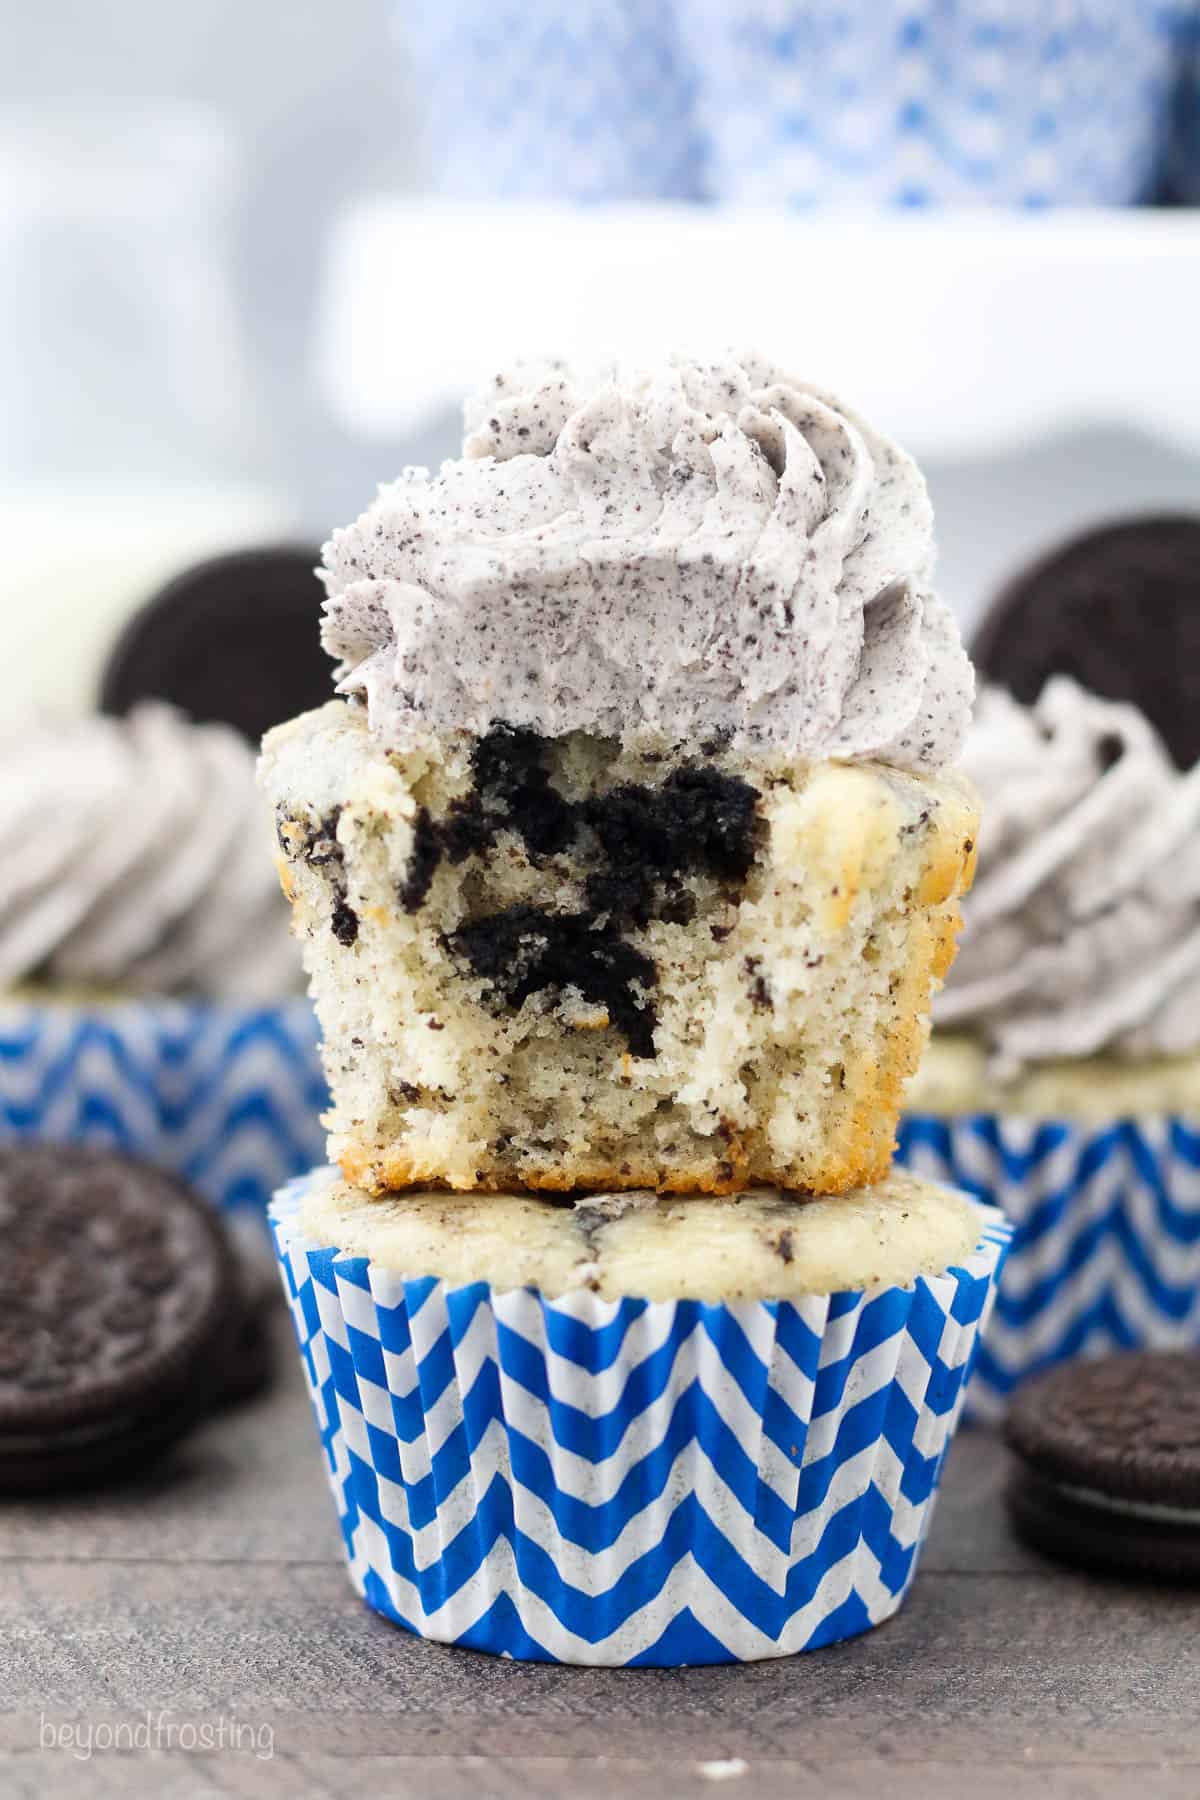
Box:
2;1310;1198;1800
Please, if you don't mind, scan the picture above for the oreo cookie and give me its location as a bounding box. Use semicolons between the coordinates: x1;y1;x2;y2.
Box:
974;515;1200;770
1006;1351;1200;1582
0;1145;251;1492
100;546;330;744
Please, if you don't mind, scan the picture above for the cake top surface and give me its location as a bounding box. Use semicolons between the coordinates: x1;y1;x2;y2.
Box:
296;1166;982;1301
320;352;973;771
937;677;1200;1068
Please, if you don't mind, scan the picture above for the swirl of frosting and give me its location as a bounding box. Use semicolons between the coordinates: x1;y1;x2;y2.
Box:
937;678;1200;1066
0;705;301;1000
321;352;972;770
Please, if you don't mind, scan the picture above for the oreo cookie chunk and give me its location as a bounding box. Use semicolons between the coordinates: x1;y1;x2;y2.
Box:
100;546;329;744
975;515;1200;770
0;1145;246;1492
1006;1351;1200;1581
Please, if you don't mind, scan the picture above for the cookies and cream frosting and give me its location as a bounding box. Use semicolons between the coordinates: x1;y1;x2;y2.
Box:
1;705;301;999
320;352;973;771
937;678;1200;1067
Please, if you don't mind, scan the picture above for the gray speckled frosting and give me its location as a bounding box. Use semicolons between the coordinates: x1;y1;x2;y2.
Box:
937;679;1200;1067
0;705;301;1000
321;353;973;770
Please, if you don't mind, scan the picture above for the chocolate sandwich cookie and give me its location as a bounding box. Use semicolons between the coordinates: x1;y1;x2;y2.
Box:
100;546;328;744
974;515;1200;770
1006;1351;1200;1581
0;1145;245;1492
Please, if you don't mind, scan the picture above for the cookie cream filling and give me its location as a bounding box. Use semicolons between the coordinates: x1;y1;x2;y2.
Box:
321;352;973;771
1042;1475;1200;1528
936;678;1200;1068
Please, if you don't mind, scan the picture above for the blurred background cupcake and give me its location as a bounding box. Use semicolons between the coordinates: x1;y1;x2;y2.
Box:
900;516;1200;1418
0;549;334;1224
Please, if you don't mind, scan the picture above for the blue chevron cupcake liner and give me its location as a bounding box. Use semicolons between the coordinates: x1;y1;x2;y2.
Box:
0;998;327;1218
271;1171;1009;1666
897;1113;1200;1422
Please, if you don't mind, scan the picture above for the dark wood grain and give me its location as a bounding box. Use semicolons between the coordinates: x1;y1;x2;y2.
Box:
1;1311;1197;1800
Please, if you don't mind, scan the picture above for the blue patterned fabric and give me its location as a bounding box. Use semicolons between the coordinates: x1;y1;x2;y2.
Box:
401;1;1200;206
272;1172;1009;1665
0;999;327;1216
897;1113;1200;1420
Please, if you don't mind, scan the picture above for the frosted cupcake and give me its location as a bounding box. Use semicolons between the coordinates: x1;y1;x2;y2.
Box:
0;705;325;1214
266;348;1002;1664
261;353;978;1201
901;678;1200;1415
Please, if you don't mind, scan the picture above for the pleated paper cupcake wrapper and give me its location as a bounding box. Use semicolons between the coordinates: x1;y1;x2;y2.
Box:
672;0;1185;207
402;2;1200;207
0;998;327;1219
271;1174;1009;1666
898;1113;1200;1422
401;1;706;202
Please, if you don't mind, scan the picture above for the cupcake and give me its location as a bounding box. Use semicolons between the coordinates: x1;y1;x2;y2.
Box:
0;704;327;1217
265;349;1001;1663
900;675;1200;1418
272;1165;1008;1664
261;354;978;1201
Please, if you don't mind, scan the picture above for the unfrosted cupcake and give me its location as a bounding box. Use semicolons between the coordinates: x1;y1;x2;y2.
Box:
272;1163;1008;1664
901;677;1200;1415
261;353;978;1201
0;705;326;1214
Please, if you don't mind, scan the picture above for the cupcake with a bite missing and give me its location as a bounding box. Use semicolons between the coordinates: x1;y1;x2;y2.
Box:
263;350;1011;1666
262;353;979;1204
901;519;1200;1417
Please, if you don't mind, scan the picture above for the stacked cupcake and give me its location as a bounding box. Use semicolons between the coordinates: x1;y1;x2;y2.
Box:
902;518;1200;1418
264;353;1010;1665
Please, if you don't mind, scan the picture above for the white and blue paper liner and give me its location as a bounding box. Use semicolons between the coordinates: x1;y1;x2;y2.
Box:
400;0;707;202
897;1113;1200;1422
0;998;327;1219
271;1172;1009;1666
400;0;1200;207
674;0;1189;207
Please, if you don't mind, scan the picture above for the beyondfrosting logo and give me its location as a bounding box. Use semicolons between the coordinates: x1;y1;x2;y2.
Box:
39;1710;274;1762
